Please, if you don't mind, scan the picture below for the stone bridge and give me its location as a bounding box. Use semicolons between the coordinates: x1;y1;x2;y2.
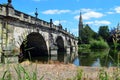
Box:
0;1;78;63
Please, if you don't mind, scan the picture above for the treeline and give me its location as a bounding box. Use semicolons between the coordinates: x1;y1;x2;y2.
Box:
78;24;120;49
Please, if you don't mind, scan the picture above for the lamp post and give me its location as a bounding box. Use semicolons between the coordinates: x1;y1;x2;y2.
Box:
35;8;38;19
7;0;13;8
35;8;39;32
8;0;11;3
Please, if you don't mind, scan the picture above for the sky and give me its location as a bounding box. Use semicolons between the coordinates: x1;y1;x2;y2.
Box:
0;0;120;37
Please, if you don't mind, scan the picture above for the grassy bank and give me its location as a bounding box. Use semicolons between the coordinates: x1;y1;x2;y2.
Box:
0;61;120;80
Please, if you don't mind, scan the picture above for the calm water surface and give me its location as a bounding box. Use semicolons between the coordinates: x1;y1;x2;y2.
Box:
73;49;118;67
31;49;119;67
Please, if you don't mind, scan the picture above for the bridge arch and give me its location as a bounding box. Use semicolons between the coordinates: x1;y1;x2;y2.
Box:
20;32;48;60
56;36;66;53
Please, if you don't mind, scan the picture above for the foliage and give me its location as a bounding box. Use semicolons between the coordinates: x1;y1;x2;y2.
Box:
90;38;109;49
79;24;97;44
98;26;110;41
99;69;109;80
78;44;91;54
0;63;44;80
78;44;90;49
74;68;83;80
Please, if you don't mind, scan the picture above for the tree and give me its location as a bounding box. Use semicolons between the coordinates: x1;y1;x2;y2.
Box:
98;26;110;41
80;24;97;44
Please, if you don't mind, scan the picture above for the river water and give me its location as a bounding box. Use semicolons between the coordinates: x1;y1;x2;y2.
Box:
73;49;119;67
31;49;119;67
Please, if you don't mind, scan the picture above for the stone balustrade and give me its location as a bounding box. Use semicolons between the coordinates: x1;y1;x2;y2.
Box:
0;4;76;39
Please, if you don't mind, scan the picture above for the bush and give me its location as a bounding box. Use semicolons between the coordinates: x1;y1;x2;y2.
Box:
78;44;90;49
90;38;109;49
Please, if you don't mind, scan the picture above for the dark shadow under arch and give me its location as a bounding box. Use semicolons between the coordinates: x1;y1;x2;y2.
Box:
56;36;65;53
20;32;48;61
56;36;66;62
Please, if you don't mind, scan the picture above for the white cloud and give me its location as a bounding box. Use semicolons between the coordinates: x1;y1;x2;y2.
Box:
85;20;111;26
71;28;78;33
115;6;120;13
74;15;79;20
106;12;115;14
72;8;93;14
74;11;104;20
85;21;94;25
83;11;104;20
53;21;59;25
53;20;67;25
42;9;71;14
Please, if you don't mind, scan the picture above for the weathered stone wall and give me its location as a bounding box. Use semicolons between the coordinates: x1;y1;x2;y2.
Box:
0;4;78;63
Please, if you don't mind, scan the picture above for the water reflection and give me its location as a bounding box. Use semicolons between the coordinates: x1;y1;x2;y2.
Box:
26;49;120;67
74;49;120;67
30;52;78;64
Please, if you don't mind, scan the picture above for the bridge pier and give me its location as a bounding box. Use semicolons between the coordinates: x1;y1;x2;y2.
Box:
50;49;57;56
72;46;76;52
66;46;70;54
50;46;58;56
0;1;78;63
49;46;58;61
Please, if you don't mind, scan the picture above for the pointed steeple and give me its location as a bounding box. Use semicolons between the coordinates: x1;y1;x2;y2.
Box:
78;12;83;37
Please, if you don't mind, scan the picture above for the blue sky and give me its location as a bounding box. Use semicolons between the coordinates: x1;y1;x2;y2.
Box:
0;0;120;36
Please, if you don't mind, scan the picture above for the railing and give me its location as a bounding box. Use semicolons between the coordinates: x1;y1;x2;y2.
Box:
0;5;6;15
14;10;21;17
0;4;77;40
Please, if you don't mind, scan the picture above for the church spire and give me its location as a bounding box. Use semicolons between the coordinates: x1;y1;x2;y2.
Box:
78;12;83;38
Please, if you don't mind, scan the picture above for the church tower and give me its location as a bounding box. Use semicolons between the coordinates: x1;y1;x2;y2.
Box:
78;12;83;38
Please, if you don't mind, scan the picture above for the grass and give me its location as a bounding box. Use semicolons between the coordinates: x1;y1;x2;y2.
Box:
0;62;44;80
0;62;120;80
75;68;83;80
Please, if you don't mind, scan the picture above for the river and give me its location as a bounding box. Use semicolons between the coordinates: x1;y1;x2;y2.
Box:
30;49;119;67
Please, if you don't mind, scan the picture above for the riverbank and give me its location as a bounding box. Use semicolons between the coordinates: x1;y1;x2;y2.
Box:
0;61;119;80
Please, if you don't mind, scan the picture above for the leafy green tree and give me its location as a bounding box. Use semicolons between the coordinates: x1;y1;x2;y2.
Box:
98;26;110;41
80;24;97;44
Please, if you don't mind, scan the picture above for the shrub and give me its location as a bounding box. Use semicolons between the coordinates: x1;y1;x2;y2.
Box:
90;38;109;49
78;44;90;49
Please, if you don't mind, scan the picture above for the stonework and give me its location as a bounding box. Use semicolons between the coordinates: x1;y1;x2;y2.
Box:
0;3;78;63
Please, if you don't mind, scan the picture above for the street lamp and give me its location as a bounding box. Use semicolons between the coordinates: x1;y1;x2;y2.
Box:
35;8;39;32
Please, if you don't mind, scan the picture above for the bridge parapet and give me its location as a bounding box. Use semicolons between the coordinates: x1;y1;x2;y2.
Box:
0;4;77;40
14;9;51;28
0;5;6;16
0;5;50;28
0;1;78;63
